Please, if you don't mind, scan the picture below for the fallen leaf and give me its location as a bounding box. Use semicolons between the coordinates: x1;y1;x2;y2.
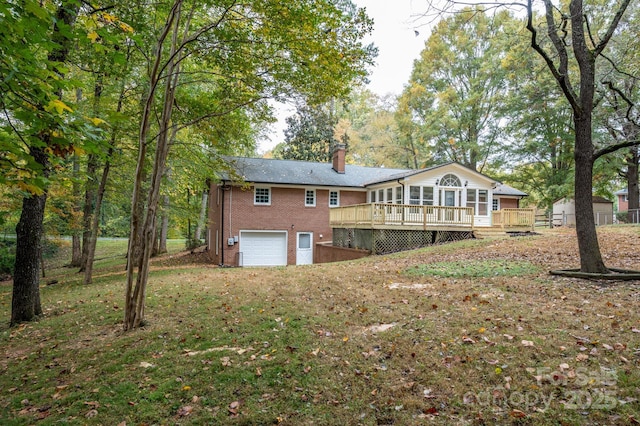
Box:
85;409;98;418
510;409;526;418
521;340;534;347
139;362;154;369
177;405;193;417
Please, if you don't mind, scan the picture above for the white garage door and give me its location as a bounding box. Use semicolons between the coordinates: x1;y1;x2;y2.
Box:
240;231;287;266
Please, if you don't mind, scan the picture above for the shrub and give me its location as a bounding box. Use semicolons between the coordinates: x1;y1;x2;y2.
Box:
0;240;16;276
617;211;628;223
185;238;203;251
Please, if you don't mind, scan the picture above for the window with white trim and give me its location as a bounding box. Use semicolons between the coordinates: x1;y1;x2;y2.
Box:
466;189;489;215
329;190;339;207
254;187;271;205
395;186;403;204
440;174;461;187
378;189;384;203
370;190;376;203
386;188;393;203
305;189;316;207
409;185;434;205
478;190;488;215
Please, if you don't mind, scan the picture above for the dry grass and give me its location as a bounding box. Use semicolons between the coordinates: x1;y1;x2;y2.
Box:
1;226;639;425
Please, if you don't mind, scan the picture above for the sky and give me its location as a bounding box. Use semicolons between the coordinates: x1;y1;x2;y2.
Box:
257;0;428;153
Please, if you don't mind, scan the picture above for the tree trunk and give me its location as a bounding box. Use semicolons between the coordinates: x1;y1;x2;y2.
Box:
194;189;208;242
70;153;82;267
79;154;98;272
83;148;112;284
627;146;639;219
159;194;169;254
573;113;607;273
125;0;185;330
11;148;47;325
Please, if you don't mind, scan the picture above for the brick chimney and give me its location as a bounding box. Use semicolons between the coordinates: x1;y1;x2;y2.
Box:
332;144;346;174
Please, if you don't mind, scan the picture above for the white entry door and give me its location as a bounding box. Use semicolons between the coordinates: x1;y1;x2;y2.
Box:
296;232;313;265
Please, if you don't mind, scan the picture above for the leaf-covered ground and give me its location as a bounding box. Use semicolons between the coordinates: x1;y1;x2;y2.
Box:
1;226;639;425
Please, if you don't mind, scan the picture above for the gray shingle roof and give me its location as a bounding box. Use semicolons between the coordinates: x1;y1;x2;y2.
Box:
222;156;410;188
221;156;527;198
493;183;528;197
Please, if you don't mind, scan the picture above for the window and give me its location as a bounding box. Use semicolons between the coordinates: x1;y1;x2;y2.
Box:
329;190;339;207
478;190;488;215
440;174;461;187
386;188;393;203
305;189;316;207
422;187;434;205
409;185;434;205
395;186;403;204
466;189;489;215
378;189;384;203
254;187;270;205
370;190;376;203
492;199;499;211
409;186;421;205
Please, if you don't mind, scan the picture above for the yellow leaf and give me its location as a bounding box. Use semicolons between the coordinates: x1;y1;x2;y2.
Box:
89;117;107;126
119;22;134;33
17;182;44;196
101;12;117;23
46;99;73;115
87;31;99;43
182;385;191;391
342;336;349;342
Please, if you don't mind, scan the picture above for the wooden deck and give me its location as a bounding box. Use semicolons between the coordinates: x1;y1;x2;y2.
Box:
329;204;535;232
329;203;475;231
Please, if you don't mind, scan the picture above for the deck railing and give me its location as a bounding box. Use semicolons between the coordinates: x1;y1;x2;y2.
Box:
329;203;475;229
492;208;535;230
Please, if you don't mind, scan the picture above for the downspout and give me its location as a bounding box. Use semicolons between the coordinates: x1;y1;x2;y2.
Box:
220;180;225;266
396;179;405;204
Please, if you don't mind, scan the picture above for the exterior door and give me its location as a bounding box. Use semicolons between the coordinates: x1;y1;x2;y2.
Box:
296;232;313;265
443;190;457;221
444;190;456;206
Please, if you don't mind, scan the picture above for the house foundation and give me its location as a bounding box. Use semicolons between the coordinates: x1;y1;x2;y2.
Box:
332;228;475;255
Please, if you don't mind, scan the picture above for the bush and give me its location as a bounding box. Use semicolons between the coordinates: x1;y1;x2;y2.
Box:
185;238;203;251
617;211;628;223
0;241;16;276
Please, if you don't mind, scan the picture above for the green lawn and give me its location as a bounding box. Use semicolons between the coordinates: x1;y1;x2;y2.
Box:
1;228;639;425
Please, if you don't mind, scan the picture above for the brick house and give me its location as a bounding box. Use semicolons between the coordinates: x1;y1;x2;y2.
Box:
615;188;640;222
208;146;528;266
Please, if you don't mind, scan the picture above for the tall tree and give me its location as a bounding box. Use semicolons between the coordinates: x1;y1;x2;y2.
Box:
399;8;517;172
2;1;81;325
524;0;636;273
278;103;339;162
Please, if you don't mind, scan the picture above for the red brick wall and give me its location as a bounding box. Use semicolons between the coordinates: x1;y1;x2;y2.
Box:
618;195;628;212
209;184;366;265
498;197;519;209
314;243;370;263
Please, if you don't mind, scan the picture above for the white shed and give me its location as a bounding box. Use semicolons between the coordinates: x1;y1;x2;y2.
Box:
552;196;614;226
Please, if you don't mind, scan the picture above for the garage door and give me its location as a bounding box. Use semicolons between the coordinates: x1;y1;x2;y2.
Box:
240;231;287;266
